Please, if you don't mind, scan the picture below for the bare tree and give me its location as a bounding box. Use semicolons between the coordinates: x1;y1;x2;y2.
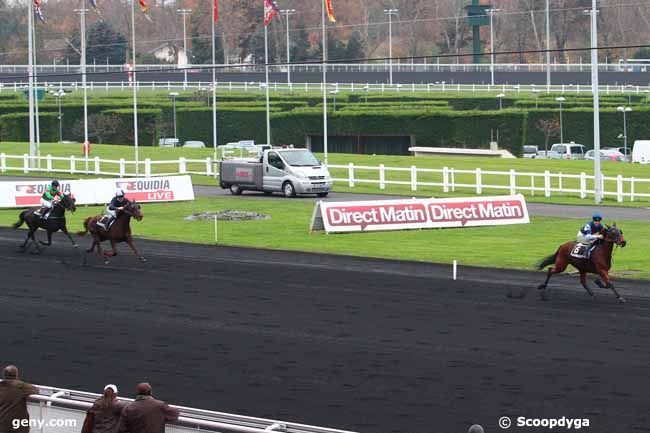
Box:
73;114;123;144
536;118;561;152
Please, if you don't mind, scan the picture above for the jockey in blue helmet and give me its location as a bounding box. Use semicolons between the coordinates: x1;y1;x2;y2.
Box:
577;212;605;245
97;189;128;230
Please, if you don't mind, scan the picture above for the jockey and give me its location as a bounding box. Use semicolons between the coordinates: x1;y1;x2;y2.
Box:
35;180;63;219
97;189;128;229
577;212;605;246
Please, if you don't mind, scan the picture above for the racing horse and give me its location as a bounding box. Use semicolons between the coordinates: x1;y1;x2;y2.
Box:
536;224;627;303
12;193;77;253
77;200;145;264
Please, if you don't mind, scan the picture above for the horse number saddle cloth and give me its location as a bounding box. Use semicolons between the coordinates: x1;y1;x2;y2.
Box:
571;243;593;260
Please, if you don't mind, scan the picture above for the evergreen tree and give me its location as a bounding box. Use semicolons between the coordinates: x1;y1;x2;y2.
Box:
65;21;127;64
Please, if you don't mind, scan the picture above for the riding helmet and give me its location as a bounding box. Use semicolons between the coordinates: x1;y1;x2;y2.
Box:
116;189;125;197
51;180;60;187
592;212;602;221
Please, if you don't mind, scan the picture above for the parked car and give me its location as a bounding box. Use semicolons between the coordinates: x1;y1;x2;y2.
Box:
183;141;206;148
523;145;539;158
536;150;561;159
585;149;625;162
159;138;179;147
603;147;631;161
550;142;586;160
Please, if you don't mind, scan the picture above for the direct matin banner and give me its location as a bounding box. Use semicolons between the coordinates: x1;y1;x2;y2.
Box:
310;195;530;233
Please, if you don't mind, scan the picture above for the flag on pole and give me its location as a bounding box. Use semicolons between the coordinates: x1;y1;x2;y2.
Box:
324;0;335;22
138;0;153;21
263;0;280;26
213;0;218;23
89;0;97;10
33;0;45;23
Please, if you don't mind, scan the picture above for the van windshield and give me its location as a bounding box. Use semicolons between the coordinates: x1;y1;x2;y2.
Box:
279;150;320;166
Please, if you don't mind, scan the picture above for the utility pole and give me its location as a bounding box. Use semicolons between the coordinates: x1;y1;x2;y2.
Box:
383;9;398;85
281;9;296;84
177;9;192;85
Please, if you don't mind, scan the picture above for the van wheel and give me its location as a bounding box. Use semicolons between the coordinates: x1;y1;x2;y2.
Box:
230;185;243;195
316;192;329;198
220;181;227;189
282;182;296;198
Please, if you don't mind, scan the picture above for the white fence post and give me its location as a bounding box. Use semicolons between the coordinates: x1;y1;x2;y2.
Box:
558;172;563;192
206;158;212;176
601;176;605;198
0;153;5;173
70;155;76;174
119;158;125;177
46;154;52;172
179;157;187;174
94;157;100;174
23;153;28;173
544;170;551;197
616;175;623;202
348;163;355;187
410;166;417;191
475;168;482;194
509;169;516;195
531;175;535;196
580;172;587;199
443;166;449;192
450;168;455;192
145;158;151;177
379;164;385;190
630;177;635;201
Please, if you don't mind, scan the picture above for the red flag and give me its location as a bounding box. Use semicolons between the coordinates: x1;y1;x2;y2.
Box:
213;0;218;23
324;0;335;22
138;0;147;13
263;0;280;26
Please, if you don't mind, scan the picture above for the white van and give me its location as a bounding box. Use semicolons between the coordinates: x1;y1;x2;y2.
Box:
632;140;650;164
550;142;586;160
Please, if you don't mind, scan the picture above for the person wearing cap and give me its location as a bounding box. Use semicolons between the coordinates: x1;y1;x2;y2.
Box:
117;383;179;433
0;365;38;433
576;212;606;257
82;385;127;433
35;180;64;219
97;189;129;230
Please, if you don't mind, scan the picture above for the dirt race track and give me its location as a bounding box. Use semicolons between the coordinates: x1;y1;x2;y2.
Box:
1;227;649;433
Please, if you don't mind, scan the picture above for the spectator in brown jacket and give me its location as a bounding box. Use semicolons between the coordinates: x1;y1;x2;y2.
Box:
117;383;179;433
0;365;38;433
82;385;128;433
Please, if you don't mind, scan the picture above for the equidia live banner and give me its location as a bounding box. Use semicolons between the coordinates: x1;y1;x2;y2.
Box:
310;195;530;233
0;176;195;208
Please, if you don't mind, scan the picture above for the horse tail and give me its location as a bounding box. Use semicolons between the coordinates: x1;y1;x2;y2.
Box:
537;249;559;270
12;210;27;230
77;217;93;236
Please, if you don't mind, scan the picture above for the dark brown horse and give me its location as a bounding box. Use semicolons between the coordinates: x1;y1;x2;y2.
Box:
13;193;77;253
536;225;627;303
77;200;146;264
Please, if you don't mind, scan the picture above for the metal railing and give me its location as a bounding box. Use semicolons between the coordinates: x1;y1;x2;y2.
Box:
1;154;648;203
28;384;357;433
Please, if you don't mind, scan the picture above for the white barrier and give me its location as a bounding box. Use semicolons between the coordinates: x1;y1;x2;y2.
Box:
0;175;195;208
310;195;530;233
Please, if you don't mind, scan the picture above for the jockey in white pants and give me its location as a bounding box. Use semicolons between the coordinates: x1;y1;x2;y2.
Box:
97;189;128;229
36;180;63;219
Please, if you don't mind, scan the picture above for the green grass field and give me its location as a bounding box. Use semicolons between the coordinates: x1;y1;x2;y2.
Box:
0;197;646;279
2;141;650;206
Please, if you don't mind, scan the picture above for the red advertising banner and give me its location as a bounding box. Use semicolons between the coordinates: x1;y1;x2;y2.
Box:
310;195;530;233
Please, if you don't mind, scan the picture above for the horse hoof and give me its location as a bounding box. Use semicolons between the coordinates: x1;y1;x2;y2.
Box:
86;249;93;253
73;244;78;248
537;284;547;291
139;256;147;263
618;297;626;304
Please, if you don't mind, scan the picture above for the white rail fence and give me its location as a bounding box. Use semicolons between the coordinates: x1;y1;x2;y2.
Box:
1;153;648;202
1;80;650;96
27;384;356;433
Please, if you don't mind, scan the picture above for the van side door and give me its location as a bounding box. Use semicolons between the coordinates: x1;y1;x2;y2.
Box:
263;151;286;191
